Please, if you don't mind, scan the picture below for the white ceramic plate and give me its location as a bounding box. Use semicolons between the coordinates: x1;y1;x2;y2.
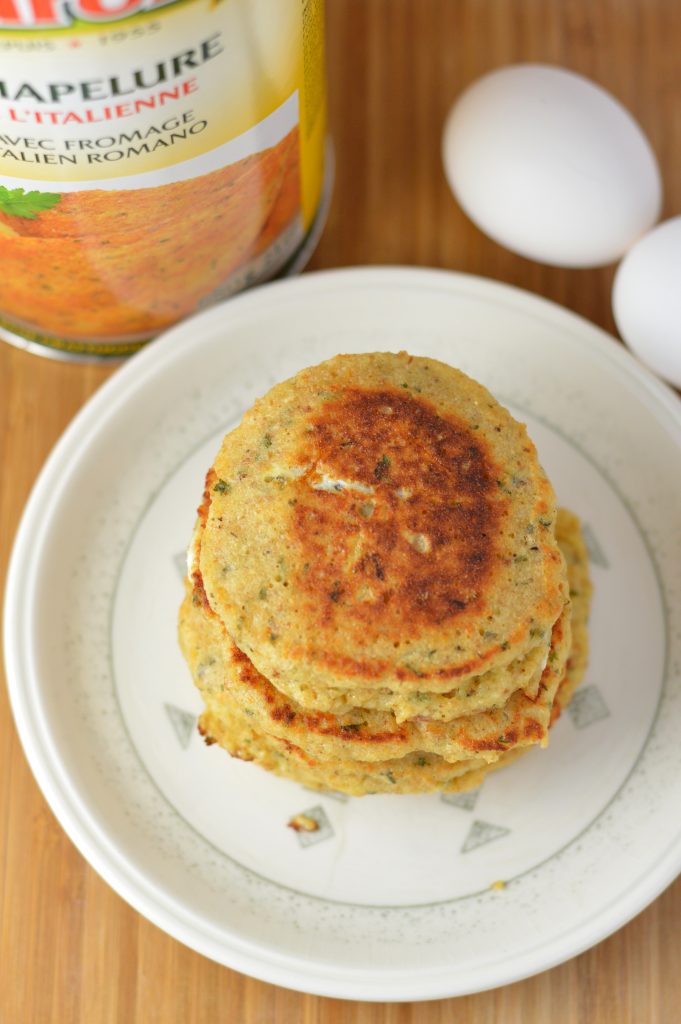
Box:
5;268;681;1002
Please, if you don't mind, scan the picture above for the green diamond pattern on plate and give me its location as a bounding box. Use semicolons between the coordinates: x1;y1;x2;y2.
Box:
461;820;511;854
164;703;196;749
567;686;610;729
173;551;188;580
441;787;482;812
582;523;609;569
303;787;349;803
290;805;334;849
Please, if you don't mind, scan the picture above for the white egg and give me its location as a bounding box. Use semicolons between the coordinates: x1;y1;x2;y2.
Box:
612;217;681;388
442;64;662;267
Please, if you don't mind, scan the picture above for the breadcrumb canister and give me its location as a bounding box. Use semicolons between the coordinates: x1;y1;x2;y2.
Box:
0;0;330;359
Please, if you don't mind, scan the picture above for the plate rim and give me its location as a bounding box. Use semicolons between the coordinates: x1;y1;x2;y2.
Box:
5;265;681;1001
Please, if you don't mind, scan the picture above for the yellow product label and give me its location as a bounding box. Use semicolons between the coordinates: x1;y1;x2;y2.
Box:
0;0;327;353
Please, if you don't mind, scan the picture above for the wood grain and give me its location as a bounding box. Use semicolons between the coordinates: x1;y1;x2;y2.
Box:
2;1;681;1020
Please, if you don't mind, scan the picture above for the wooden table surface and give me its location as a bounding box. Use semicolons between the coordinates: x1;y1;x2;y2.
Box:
2;1;680;1020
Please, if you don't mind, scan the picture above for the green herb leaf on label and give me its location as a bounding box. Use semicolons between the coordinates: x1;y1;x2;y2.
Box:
0;186;61;220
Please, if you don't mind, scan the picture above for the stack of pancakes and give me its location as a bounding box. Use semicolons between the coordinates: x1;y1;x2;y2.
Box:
179;352;591;795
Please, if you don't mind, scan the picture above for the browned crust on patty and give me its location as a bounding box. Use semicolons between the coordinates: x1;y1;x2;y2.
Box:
198;353;568;694
291;387;506;632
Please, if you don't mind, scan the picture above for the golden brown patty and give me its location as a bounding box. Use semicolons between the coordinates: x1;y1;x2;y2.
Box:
179;508;591;797
552;508;593;718
198;703;496;796
197;352;568;695
245;640;550;723
194;597;575;795
179;583;570;765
